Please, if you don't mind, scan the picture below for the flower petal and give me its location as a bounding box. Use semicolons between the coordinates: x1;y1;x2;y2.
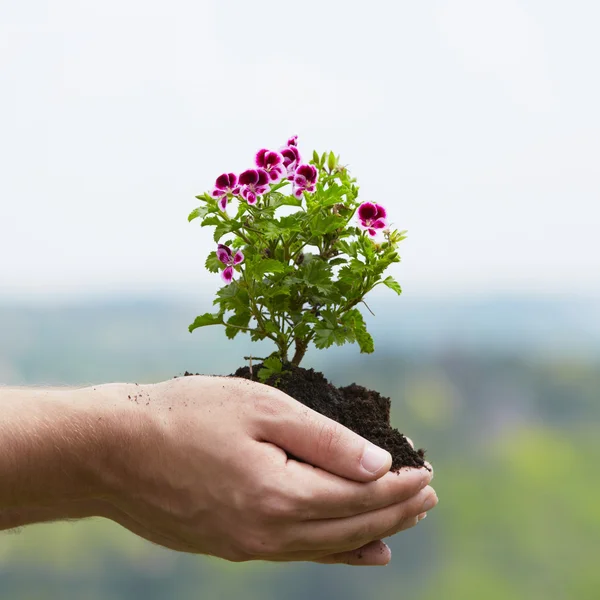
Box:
221;266;234;283
255;149;268;168
358;202;377;221
233;250;244;265
374;204;387;220
217;244;232;264
295;164;317;185
370;218;387;230
214;173;231;190
287;135;298;147
239;169;259;186
244;188;257;204
367;228;377;237
256;168;270;187
218;196;228;212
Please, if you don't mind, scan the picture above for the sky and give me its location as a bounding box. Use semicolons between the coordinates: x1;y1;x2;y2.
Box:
1;0;599;300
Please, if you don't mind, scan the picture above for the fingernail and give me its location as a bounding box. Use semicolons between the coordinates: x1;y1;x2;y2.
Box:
418;512;427;521
424;461;434;476
361;444;392;474
422;492;438;512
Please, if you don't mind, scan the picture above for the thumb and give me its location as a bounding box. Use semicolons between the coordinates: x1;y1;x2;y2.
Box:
256;392;392;482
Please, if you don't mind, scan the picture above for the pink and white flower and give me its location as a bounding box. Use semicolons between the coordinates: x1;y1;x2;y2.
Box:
238;168;270;205
255;149;286;183
281;145;301;180
292;164;318;198
357;202;387;237
212;173;241;211
217;243;244;284
287;135;298;147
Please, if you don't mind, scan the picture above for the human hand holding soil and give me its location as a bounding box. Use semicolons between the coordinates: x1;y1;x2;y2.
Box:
100;375;437;565
1;376;437;566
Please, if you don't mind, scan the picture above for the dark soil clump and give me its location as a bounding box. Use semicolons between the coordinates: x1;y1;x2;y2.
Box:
232;364;426;472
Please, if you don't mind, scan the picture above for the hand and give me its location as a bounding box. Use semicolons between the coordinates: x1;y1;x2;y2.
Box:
99;375;437;565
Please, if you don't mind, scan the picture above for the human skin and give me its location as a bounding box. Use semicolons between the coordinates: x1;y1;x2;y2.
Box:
0;376;437;566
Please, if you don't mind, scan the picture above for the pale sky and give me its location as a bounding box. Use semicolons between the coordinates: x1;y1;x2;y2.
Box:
1;0;599;300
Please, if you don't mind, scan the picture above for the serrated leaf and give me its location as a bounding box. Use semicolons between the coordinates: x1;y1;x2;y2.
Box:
342;309;374;354
188;206;209;222
257;356;284;383
189;312;223;332
313;325;353;349
328;257;347;267
213;221;241;242
225;310;252;339
382;276;402;295
253;259;286;278
201;216;221;227
311;214;344;236
205;252;221;273
269;192;303;210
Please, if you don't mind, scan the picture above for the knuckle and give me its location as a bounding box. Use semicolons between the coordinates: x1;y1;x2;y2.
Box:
347;520;374;546
256;492;292;521
315;421;344;457
251;391;290;425
354;487;377;512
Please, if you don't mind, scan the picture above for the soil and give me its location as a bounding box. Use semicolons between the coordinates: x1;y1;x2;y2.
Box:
230;364;426;471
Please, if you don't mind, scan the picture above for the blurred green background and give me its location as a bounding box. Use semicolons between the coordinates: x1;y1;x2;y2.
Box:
1;295;598;600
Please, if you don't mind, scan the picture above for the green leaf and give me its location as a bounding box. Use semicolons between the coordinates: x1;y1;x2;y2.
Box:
205;252;221;273
253;258;286;278
201;216;221;227
313;324;353;349
269;192;302;210
311;214;344;236
213;221;241;242
188;206;209;222
225;310;252;339
189;312;223;332
342;309;374;354
382;276;402;296
312;150;320;165
328;257;347;267
257;356;284;382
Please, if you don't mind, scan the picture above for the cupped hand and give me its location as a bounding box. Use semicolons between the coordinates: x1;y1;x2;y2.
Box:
100;375;437;566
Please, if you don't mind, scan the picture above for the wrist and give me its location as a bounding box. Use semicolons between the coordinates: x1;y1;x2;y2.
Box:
65;383;151;506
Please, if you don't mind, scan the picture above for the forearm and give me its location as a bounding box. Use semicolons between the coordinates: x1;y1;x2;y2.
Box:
0;384;139;530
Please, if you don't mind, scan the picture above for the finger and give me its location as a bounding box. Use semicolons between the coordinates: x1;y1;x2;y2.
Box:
282;460;432;520
285;486;438;552
266;540;393;566
313;540;392;566
253;389;392;482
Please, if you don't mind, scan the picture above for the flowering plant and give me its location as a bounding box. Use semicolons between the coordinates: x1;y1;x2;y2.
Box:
189;136;406;379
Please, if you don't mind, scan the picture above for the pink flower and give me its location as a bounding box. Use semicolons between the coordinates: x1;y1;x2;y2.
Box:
287;135;298;147
238;169;270;205
217;243;244;284
292;164;318;198
357;202;387;237
212;173;241;212
255;149;286;183
281;145;301;180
